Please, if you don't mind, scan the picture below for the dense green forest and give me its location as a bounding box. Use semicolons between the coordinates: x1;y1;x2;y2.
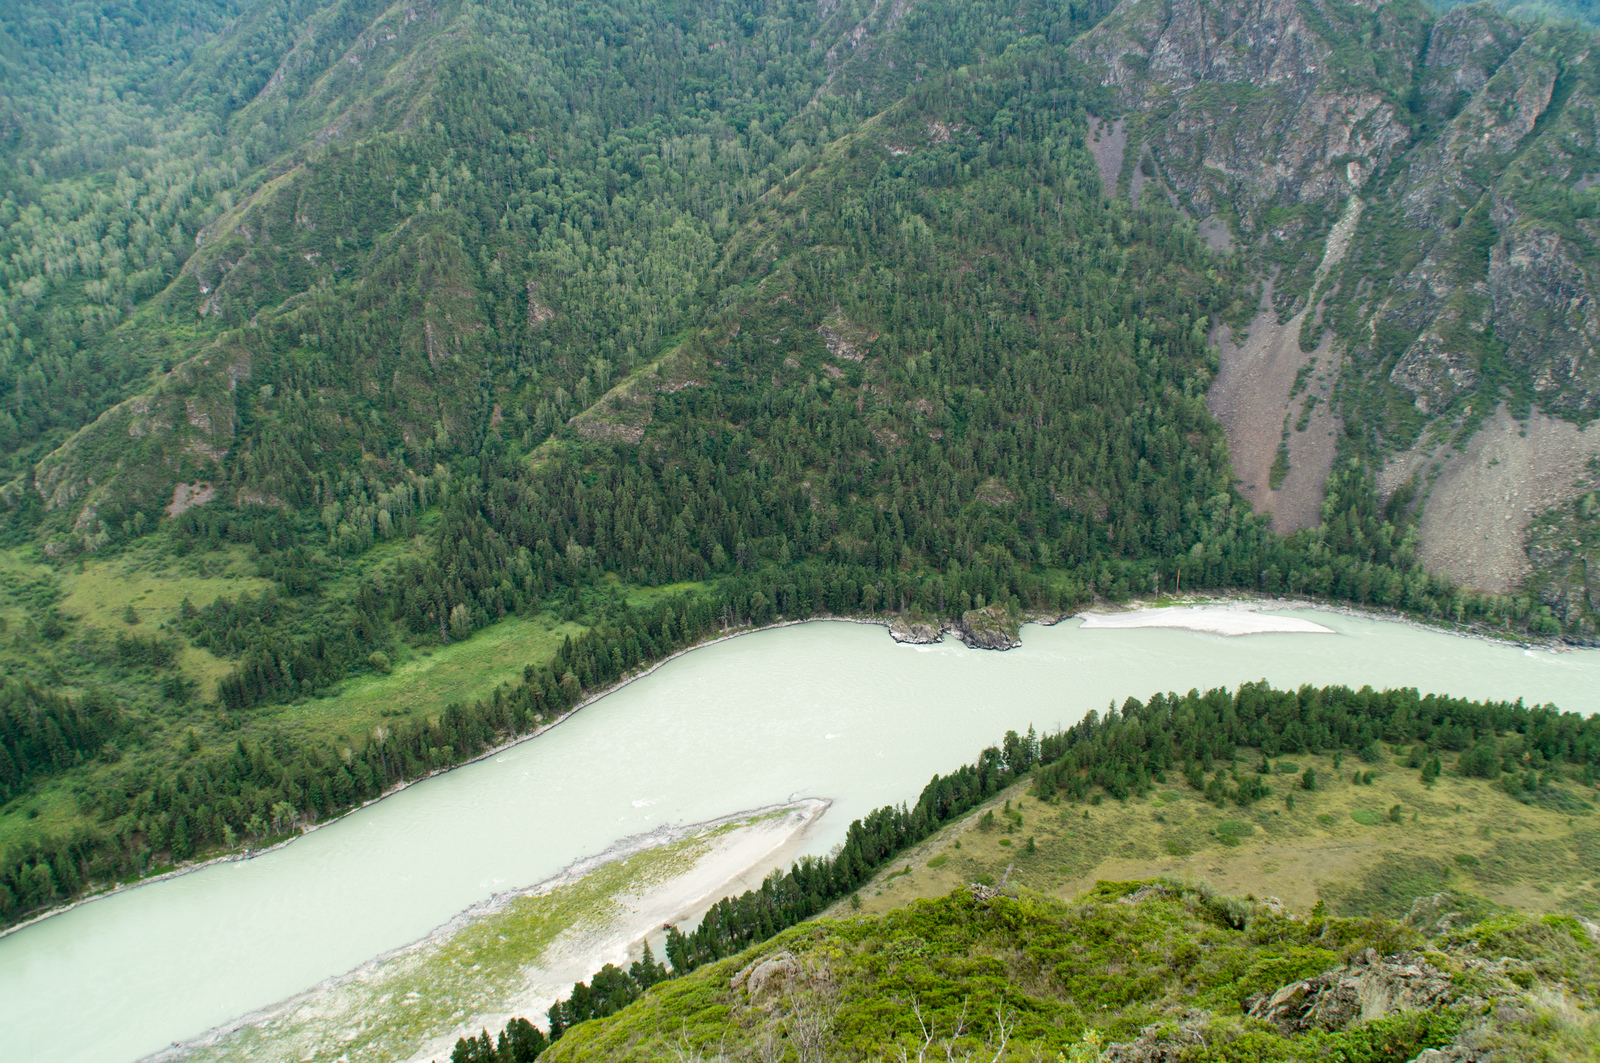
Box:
444;678;1600;1060
0;0;1596;932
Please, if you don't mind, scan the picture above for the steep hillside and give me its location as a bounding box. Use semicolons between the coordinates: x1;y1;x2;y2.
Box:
429;680;1600;1063
1065;0;1600;624
542;883;1599;1062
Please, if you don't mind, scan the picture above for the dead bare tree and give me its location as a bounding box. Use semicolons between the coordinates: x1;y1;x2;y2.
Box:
777;964;840;1063
893;995;971;1063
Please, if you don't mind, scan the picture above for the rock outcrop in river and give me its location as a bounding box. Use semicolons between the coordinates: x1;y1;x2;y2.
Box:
887;617;947;644
955;605;1022;650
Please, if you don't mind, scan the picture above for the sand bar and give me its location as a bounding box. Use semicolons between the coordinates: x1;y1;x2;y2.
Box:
1077;605;1335;636
159;800;830;1063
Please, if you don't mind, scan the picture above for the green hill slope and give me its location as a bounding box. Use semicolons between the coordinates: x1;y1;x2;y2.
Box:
432;680;1600;1063
542;882;1599;1062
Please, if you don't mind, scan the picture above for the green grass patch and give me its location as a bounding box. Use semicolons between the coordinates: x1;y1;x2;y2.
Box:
1351;809;1382;826
281;613;585;738
59;545;267;698
1322;854;1455;919
1214;820;1255;847
926;854;948;869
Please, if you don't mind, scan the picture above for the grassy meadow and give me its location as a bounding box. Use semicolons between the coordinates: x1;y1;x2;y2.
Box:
836;747;1600;922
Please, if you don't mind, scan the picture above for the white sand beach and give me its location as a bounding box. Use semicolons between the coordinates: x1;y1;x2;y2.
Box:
1076;604;1335;636
409;799;830;1062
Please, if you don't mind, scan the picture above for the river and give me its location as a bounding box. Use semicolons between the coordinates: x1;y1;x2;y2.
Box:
4;610;1599;1063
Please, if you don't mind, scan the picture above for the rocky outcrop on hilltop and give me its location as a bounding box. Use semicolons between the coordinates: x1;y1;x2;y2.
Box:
1246;948;1455;1033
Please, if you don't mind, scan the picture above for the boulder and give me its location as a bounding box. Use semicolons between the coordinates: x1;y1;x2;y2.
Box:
887;617;947;644
1403;891;1467;934
955;605;1021;650
730;950;800;1002
1247;949;1454;1033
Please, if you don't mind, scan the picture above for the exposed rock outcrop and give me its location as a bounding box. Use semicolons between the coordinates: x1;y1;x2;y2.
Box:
888;617;946;644
1403;891;1470;935
730;951;800;1002
31;346;249;550
1070;0;1417;234
955;605;1021;650
1489;211;1600;416
1103;1011;1210;1063
1390;313;1483;415
1246;948;1454;1033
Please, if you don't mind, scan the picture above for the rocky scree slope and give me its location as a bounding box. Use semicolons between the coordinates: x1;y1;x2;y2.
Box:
1068;0;1600;626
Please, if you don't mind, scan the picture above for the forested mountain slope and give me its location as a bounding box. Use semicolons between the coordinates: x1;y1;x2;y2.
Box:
2;0;1600;928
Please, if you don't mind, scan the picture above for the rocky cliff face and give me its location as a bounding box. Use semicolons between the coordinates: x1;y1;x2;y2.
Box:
1072;0;1423;240
1070;0;1600;419
1070;0;1600;615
